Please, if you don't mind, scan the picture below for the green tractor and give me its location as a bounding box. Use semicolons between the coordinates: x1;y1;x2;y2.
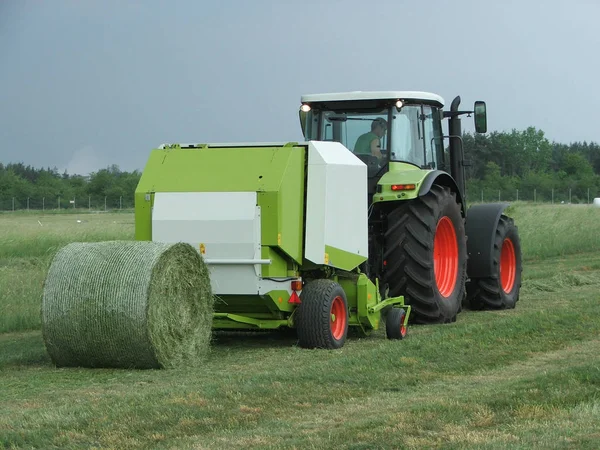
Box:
134;90;522;349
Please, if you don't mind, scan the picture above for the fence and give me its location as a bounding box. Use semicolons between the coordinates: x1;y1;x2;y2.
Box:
2;189;600;212
0;196;134;212
467;188;600;205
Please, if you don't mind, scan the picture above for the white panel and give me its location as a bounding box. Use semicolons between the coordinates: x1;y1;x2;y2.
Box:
301;90;445;106
305;142;369;268
152;192;263;295
324;164;368;255
304;164;327;265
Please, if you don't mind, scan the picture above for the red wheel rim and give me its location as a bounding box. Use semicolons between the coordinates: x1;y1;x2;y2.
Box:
433;216;459;298
500;238;516;293
330;296;346;340
400;312;407;337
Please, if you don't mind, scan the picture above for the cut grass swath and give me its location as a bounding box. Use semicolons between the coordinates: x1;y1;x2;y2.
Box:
41;241;214;369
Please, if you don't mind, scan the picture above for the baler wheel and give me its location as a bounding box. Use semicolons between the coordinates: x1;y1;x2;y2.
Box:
385;308;407;340
381;185;467;324
466;215;522;309
295;279;348;349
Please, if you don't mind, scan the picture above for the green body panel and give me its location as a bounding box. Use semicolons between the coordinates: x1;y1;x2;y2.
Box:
213;314;289;330
324;245;367;272
260;247;293;278
338;274;406;332
339;275;380;330
213;291;294;315
134;191;152;241
373;162;432;203
135;143;305;266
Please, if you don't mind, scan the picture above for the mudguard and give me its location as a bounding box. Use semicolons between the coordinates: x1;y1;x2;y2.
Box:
465;203;510;279
418;171;465;216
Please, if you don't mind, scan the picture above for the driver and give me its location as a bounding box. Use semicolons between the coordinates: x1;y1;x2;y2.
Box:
353;117;387;160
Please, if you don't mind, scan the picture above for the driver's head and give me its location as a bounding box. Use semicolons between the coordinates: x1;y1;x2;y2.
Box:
371;117;387;137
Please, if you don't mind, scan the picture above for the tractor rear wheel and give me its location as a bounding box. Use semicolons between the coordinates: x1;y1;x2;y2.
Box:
382;185;467;324
466;215;522;309
295;279;348;349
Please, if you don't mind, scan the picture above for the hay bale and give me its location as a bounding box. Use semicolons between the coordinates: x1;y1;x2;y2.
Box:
41;241;214;369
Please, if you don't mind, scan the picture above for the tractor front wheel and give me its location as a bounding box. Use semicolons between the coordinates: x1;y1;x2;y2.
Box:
466;215;522;309
295;279;349;349
382;185;467;324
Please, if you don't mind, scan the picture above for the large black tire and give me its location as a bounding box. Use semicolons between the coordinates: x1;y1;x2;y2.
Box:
382;185;467;324
466;215;522;309
295;279;348;349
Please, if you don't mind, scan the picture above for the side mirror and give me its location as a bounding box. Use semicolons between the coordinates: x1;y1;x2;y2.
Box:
474;101;487;133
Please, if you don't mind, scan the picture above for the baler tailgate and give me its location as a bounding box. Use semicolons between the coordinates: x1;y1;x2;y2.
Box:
152;191;264;295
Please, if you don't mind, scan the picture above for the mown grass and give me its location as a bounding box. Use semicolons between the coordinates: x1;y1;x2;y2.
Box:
1;205;600;448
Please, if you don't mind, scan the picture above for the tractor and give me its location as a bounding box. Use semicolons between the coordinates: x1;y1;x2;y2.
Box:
134;90;522;349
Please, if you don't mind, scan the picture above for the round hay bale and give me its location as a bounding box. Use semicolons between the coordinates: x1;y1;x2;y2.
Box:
593;197;600;208
41;241;214;369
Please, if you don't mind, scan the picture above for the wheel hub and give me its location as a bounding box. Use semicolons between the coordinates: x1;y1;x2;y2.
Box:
433;216;459;298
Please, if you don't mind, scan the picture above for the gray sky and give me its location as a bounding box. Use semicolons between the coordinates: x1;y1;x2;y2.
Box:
1;0;599;175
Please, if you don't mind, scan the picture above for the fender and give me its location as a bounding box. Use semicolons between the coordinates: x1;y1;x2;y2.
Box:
464;203;510;279
418;171;466;216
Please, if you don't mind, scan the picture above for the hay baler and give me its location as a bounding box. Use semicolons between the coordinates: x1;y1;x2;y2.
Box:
135;90;523;350
135;139;406;349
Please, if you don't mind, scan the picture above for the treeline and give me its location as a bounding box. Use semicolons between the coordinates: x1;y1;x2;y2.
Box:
1;126;600;210
463;127;600;203
0;163;141;210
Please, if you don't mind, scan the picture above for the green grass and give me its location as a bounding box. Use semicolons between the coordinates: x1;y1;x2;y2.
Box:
1;205;600;448
0;212;133;259
0;213;133;333
502;202;600;260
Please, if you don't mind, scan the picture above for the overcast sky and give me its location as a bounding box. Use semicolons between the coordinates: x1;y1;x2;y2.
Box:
1;0;599;175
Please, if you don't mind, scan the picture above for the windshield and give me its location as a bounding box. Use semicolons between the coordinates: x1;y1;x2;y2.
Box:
321;109;388;151
390;105;444;170
312;104;445;173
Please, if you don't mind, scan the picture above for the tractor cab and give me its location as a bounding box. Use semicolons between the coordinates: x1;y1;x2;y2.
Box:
299;91;448;177
299;91;487;200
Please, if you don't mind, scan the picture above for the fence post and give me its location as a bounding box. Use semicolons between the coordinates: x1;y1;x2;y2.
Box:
58;196;60;210
588;188;590;204
498;190;501;201
551;189;554;204
104;196;107;212
569;188;572;204
516;189;518;202
120;196;122;210
43;197;45;212
12;197;15;211
88;195;91;211
27;197;29;211
481;190;483;202
534;188;536;203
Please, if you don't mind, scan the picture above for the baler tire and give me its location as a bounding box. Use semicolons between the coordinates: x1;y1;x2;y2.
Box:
382;185;467;324
295;279;348;349
466;215;522;310
386;308;407;340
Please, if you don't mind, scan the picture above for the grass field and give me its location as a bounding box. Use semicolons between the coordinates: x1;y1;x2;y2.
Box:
1;204;600;449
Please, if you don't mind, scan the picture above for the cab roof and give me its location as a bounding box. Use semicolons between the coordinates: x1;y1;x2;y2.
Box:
301;91;445;107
